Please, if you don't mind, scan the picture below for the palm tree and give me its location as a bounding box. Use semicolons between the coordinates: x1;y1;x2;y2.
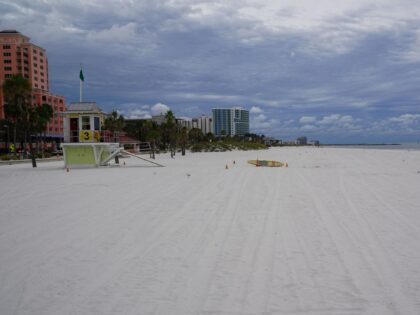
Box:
2;75;32;156
104;110;125;142
179;127;188;156
33;103;53;156
141;120;161;159
163;111;177;157
188;128;203;144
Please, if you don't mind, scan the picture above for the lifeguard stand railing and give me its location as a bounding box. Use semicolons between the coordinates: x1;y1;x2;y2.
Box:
69;130;121;143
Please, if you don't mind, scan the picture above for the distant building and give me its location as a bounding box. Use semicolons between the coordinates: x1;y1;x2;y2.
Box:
151;114;166;125
296;136;307;145
176;117;193;129
192;115;213;134
212;107;249;137
308;140;320;146
0;30;66;140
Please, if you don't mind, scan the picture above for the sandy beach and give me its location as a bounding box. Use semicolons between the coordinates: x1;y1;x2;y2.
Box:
1;147;420;315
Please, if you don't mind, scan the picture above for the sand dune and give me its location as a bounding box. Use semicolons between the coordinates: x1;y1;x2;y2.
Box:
1;147;420;314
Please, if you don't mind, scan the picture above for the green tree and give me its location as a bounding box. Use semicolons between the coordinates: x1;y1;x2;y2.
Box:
204;132;215;142
145;122;161;159
162;111;177;157
104;110;125;142
2;74;32;156
33;103;53;156
179;127;188;156
188;128;203;144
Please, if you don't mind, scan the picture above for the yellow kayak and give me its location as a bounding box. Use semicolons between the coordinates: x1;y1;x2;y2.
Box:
247;160;284;167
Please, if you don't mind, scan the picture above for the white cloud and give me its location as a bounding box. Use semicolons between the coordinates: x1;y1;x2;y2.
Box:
124;109;151;119
250;106;263;114
251;113;277;130
368;113;420;135
300;124;318;131
86;23;138;43
389;114;420;125
119;102;170;119
151;103;171;115
299;116;317;124
317;114;354;126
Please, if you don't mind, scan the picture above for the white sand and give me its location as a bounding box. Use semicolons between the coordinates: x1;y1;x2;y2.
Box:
1;147;420;315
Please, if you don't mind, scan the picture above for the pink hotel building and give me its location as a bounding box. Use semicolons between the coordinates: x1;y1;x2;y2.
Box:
0;30;65;139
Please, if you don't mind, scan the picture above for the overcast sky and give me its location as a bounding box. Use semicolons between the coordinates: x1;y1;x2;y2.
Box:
2;0;420;143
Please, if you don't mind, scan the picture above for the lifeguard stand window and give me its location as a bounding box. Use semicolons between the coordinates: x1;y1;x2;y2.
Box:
94;117;100;130
82;116;90;130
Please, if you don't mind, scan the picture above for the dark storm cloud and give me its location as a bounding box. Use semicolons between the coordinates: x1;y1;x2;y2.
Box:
1;0;420;142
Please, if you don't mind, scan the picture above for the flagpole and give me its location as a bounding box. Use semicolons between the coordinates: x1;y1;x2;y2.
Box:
80;64;83;102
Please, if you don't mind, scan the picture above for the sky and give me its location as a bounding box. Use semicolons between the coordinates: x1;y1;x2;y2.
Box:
1;0;420;143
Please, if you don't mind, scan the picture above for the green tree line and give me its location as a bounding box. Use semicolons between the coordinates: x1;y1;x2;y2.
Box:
1;75;54;166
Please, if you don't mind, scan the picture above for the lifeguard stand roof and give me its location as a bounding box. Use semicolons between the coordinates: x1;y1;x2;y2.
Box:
66;102;103;113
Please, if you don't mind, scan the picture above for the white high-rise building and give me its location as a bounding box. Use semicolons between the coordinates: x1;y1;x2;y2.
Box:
193;115;213;135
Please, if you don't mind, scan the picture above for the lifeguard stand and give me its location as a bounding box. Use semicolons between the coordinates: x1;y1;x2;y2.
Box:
61;102;121;167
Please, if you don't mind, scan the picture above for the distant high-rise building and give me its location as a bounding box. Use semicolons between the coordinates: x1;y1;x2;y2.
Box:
212;107;249;137
192;115;213;135
0;30;65;139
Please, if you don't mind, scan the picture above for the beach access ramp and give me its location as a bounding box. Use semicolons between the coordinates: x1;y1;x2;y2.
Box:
121;150;165;167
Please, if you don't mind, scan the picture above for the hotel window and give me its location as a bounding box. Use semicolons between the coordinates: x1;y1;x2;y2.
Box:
3;52;11;56
4;59;12;64
41;85;44;89
41;79;44;83
34;56;37;61
4;66;12;71
33;49;37;54
40;65;44;70
34;76;38;81
81;116;90;130
34;70;37;74
40;52;44;57
35;84;38;88
5;74;12;78
34;63;38;67
3;45;11;49
40;59;44;63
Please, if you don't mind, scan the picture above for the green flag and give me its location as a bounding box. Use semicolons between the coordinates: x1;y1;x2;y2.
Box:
79;69;84;82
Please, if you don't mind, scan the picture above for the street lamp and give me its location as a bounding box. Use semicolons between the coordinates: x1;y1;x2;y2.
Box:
3;125;9;153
